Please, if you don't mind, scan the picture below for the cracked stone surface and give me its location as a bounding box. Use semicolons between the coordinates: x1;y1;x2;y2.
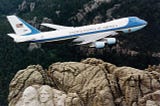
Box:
8;58;160;106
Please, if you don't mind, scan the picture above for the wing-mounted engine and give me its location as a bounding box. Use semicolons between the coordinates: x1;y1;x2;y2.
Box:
90;41;105;49
89;38;116;48
104;38;116;45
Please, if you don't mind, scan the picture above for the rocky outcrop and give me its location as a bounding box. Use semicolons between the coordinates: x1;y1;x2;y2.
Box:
106;4;121;20
152;52;160;58
8;65;55;106
18;0;27;12
18;0;36;12
69;0;112;23
30;2;35;12
8;58;160;106
78;43;139;56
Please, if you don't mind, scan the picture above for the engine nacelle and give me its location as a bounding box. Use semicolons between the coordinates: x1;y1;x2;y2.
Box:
94;41;105;49
106;38;116;45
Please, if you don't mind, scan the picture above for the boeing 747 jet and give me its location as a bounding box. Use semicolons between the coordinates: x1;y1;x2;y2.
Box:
7;15;147;48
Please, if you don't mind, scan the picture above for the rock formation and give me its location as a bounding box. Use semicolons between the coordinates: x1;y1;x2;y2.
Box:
8;58;160;106
78;43;139;56
18;0;36;12
18;0;27;12
38;85;54;106
69;0;112;23
30;2;35;12
106;4;121;20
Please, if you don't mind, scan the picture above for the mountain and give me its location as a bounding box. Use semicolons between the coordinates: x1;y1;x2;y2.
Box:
0;0;160;105
8;58;160;106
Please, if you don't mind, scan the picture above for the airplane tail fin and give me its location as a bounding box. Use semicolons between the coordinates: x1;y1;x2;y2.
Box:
7;15;40;36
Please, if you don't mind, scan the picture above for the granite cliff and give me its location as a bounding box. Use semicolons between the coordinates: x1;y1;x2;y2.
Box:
8;58;160;106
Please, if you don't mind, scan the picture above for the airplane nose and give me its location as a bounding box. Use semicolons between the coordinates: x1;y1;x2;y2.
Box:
143;20;148;25
140;19;148;26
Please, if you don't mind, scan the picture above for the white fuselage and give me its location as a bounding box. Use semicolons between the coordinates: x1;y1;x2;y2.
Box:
15;17;147;43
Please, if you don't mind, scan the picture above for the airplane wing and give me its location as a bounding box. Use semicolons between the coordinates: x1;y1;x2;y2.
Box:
41;23;73;30
73;31;118;45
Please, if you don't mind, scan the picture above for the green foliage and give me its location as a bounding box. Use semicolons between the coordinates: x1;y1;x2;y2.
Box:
0;0;23;14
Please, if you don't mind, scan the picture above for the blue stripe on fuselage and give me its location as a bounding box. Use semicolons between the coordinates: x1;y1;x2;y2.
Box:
32;17;146;43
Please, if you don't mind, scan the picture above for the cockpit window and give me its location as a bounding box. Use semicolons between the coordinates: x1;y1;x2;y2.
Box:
130;17;139;22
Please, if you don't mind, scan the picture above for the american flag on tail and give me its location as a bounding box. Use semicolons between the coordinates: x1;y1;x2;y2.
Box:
16;23;23;28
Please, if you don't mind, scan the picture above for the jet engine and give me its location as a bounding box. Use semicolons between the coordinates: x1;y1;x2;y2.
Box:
93;41;105;49
105;38;116;45
90;38;116;49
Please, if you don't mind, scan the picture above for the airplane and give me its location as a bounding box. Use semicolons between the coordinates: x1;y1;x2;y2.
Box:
7;15;147;48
